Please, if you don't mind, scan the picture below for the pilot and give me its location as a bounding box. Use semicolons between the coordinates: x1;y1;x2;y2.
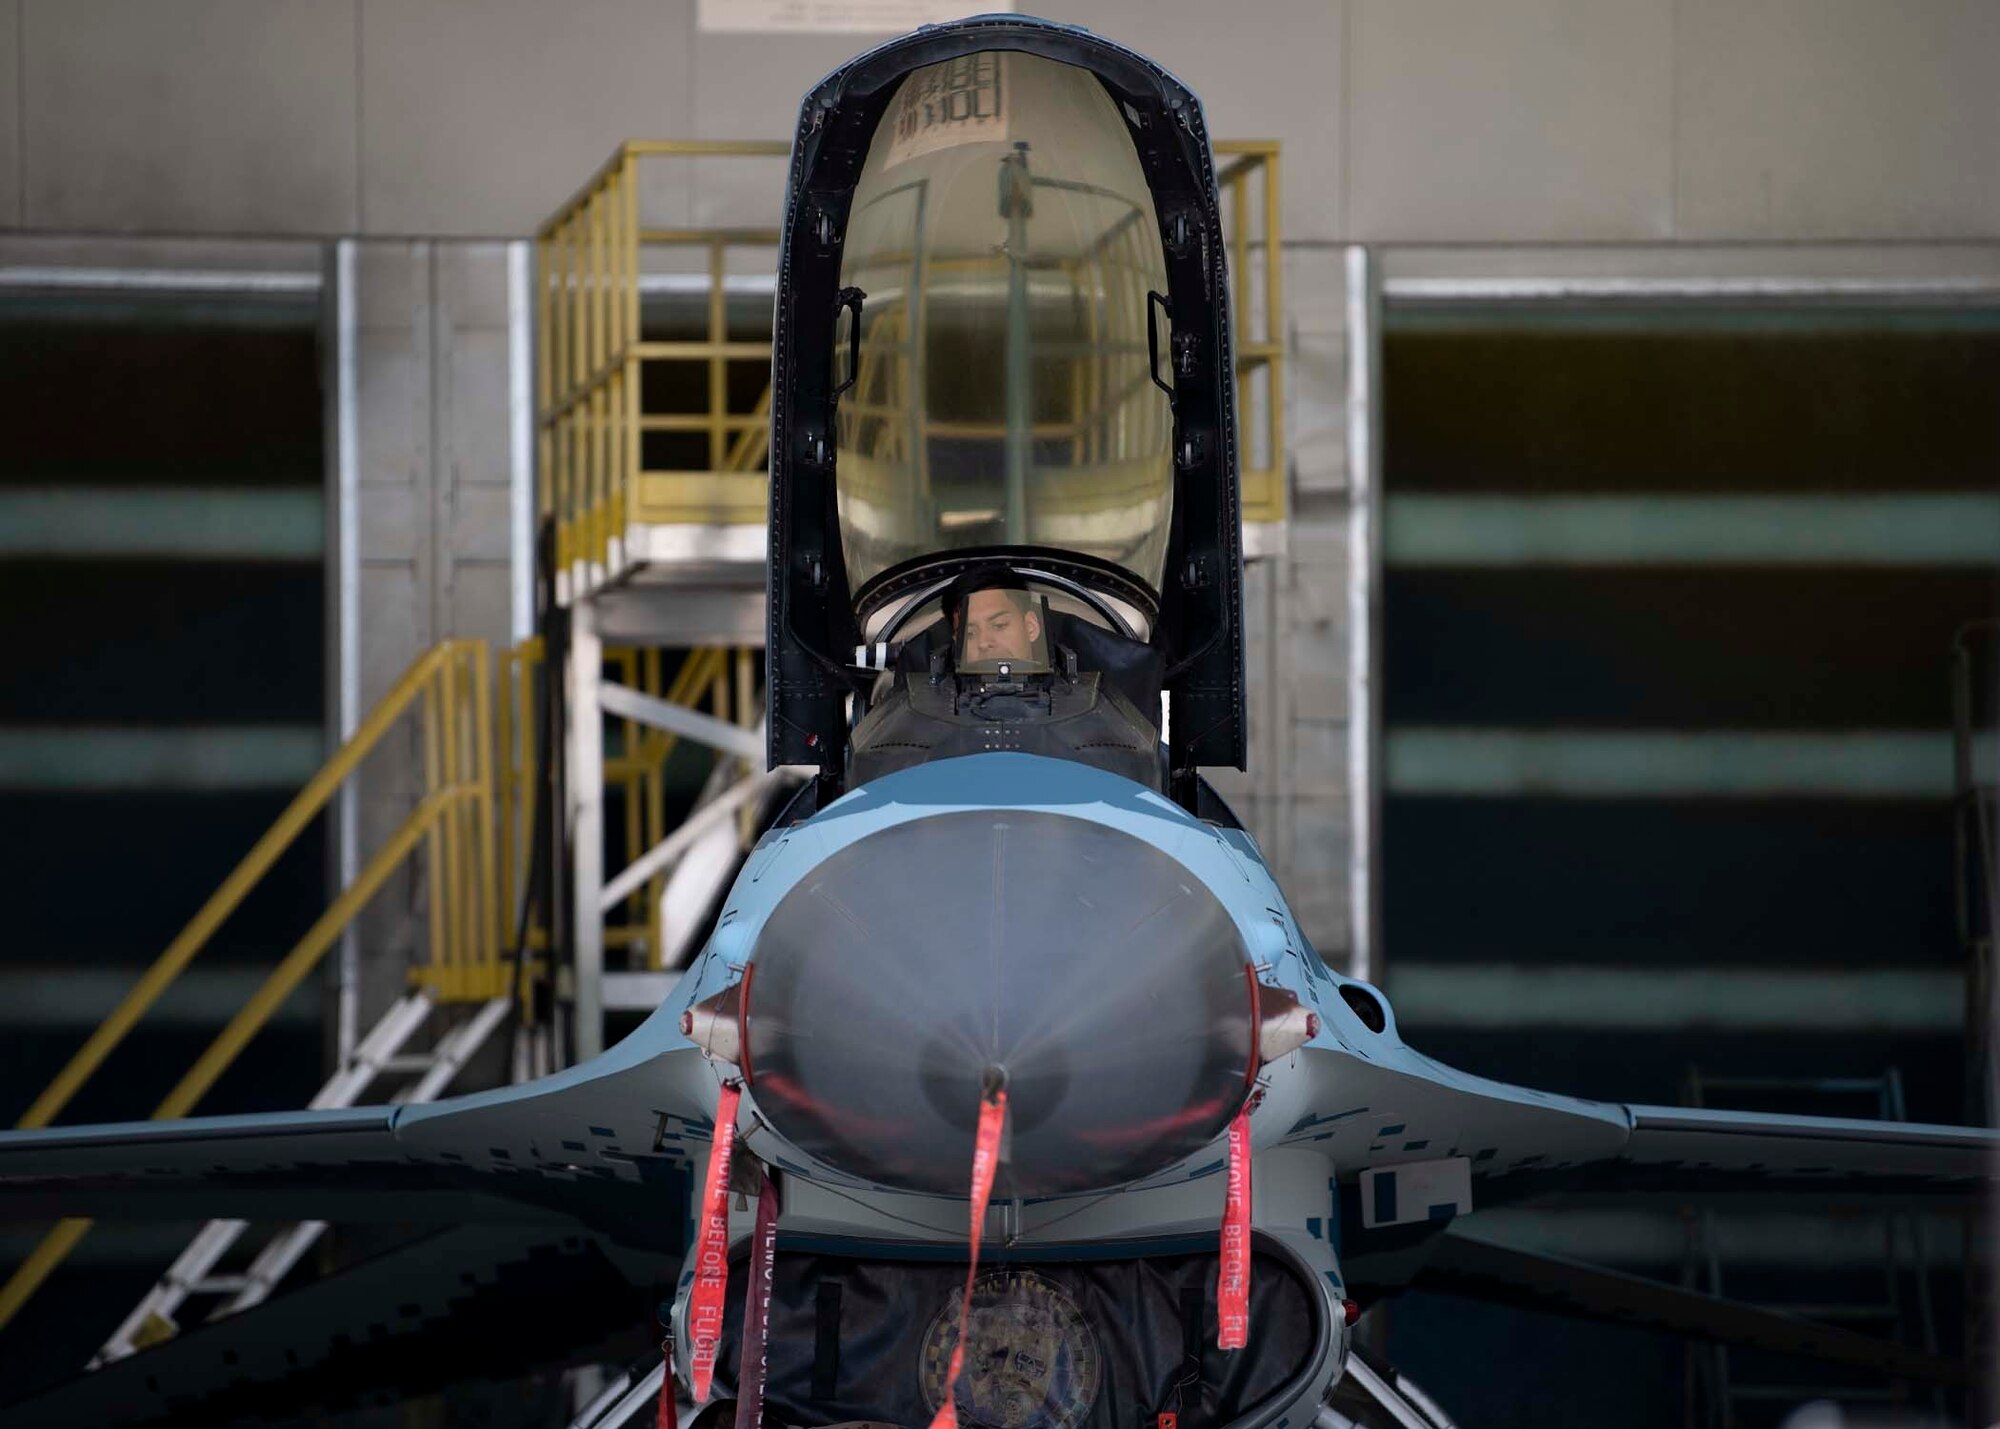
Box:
950;576;1047;668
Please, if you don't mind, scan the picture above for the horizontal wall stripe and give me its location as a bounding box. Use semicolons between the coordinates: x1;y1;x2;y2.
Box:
1458;1210;1965;1271
1386;964;1962;1033
1385;277;2000;305
0;266;320;295
0;298;319;328
1382;566;1993;732
1384;329;2000;497
1386;494;2000;566
0;726;323;790
1385;295;2000;336
0;489;323;560
0;560;324;727
1383;797;1959;970
0;967;316;1029
1386;728;1991;799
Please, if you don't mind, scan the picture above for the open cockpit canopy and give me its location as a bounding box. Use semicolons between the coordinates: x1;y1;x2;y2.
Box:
834;51;1174;616
768;16;1246;807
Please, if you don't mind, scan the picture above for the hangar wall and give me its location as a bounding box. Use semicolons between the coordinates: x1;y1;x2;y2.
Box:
3;0;1996;980
341;239;526;1021
4;0;1997;243
1;4;1994;1413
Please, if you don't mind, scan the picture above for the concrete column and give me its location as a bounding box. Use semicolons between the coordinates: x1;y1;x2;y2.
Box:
1342;245;1381;984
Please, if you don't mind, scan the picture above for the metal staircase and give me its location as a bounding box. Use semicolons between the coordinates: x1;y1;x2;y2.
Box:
90;991;511;1365
564;1358;678;1429
535;139;1286;614
1679;1068;1944;1427
1320;1342;1460;1429
0;632;764;1355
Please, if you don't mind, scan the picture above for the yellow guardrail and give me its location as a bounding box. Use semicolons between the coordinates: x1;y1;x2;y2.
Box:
499;641;755;972
1213;141;1286;527
603;645;758;969
538;139;1284;607
538;141;788;603
0;640;500;1331
1;634;757;1335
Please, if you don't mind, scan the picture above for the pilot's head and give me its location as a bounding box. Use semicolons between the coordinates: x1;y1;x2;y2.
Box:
956;585;1043;666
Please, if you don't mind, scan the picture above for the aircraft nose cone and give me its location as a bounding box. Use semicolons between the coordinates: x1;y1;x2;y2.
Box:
742;809;1255;1195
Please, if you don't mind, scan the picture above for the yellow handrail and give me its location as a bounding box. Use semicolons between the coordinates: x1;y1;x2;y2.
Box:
3;634;753;1335
495;643;741;974
166;788;481;1121
0;786;478;1330
538;138;1284;609
594;644;733;966
0;640;499;1333
17;642;479;1134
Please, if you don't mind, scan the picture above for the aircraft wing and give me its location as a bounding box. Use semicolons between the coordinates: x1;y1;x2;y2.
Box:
0;1028;717;1250
1601;1102;1997;1199
0;1223;664;1427
1327;1052;1994;1391
1293;1037;1996;1206
1458;1101;2000;1208
0;1108;513;1225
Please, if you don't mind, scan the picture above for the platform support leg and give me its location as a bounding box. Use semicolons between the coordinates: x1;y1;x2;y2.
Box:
568;598;604;1062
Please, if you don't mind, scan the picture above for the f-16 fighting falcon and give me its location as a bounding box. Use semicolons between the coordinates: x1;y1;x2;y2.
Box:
0;15;1993;1429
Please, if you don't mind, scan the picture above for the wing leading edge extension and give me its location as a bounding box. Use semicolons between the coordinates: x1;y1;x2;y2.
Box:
0;1106;507;1226
1285;1021;1997;1207
1;1224;660;1428
1522;1101;1998;1205
1319;1047;1994;1384
1622;1102;1996;1185
0;1016;719;1251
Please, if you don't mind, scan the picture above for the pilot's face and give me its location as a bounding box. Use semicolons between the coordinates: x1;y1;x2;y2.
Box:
961;589;1041;664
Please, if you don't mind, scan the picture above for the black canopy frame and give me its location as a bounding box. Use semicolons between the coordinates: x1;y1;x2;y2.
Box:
764;14;1248;809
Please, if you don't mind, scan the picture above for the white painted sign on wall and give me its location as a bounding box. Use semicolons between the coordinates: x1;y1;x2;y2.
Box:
697;0;1012;34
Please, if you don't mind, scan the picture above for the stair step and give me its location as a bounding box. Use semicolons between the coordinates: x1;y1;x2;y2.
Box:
1731;1385;1905;1403
91;996;512;1372
380;1054;438;1074
187;1276;251;1294
1757;1302;1902;1322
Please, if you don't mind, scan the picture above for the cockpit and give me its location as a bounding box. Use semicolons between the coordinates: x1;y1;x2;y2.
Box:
765;24;1247;810
847;566;1167;790
832;51;1174;609
827;53;1175;789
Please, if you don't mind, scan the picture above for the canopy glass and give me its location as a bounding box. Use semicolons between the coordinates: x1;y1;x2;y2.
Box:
835;51;1174;604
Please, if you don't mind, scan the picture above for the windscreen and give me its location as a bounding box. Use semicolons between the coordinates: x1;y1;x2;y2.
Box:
835;51;1174;601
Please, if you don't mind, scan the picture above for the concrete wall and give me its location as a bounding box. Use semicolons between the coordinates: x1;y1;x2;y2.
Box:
7;0;1996;982
344;240;524;1022
2;1;1995;244
1204;243;1356;963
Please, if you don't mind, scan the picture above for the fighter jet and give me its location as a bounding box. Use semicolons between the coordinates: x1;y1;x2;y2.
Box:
1;15;1993;1428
